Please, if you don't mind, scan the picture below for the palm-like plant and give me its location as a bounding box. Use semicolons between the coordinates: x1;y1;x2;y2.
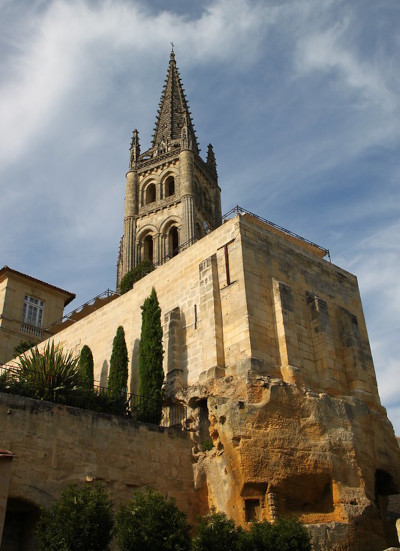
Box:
15;341;81;401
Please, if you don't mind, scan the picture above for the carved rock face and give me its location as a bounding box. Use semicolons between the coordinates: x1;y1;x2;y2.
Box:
184;374;400;551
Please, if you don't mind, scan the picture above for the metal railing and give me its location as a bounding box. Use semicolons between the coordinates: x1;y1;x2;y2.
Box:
222;205;331;260
0;364;187;430
46;289;119;329
152;236;197;268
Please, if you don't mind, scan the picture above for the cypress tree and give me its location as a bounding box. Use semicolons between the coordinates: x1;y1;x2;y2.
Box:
108;326;128;394
138;288;164;423
78;345;94;389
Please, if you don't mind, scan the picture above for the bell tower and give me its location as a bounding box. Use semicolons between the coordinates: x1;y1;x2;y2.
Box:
117;49;222;289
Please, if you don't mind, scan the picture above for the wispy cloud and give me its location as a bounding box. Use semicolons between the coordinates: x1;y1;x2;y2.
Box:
0;0;399;432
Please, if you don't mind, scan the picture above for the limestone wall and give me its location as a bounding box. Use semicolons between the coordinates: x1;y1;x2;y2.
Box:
33;213;382;408
0;393;198;522
238;213;381;408
37;216;241;390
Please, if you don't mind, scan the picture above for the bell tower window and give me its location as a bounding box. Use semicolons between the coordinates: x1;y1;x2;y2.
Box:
168;226;179;257
143;235;154;262
165;176;175;197
145;183;156;205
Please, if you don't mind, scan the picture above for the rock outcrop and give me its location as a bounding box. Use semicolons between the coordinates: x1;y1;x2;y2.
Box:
181;373;400;551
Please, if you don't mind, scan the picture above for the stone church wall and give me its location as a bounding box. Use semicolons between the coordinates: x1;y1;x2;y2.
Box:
36;213;381;409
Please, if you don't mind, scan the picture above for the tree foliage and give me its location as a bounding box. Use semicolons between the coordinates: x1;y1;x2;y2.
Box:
115;487;191;551
78;344;94;389
36;483;114;551
119;261;155;295
262;517;312;551
192;510;240;551
138;288;164;423
193;512;311;551
13;339;36;356
108;326;128;394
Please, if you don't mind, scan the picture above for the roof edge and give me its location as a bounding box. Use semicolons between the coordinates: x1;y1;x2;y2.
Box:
0;266;76;307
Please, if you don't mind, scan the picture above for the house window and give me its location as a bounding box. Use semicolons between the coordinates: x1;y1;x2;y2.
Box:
22;295;44;327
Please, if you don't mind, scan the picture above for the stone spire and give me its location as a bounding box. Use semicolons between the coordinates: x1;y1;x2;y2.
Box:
152;49;199;154
129;129;140;169
206;143;217;178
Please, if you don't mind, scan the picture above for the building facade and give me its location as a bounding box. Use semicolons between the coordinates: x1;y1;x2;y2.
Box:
0;266;75;364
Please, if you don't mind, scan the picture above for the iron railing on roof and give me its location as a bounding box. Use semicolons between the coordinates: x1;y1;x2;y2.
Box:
0;364;187;430
153;236;197;267
47;289;119;329
222;205;331;260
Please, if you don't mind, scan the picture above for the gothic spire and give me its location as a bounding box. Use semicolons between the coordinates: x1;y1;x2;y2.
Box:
152;50;199;154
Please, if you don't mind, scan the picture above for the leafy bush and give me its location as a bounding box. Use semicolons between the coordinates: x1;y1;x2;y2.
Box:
108;326;128;395
119;261;155;295
200;439;213;452
13;339;36;356
237;518;311;551
192;510;240;551
115;487;191;551
237;520;272;550
266;518;311;551
36;483;114;551
137;288;164;423
78;344;94;389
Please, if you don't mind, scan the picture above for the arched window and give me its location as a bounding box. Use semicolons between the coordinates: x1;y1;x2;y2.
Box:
143;235;154;262
145;183;156;205
168;226;179;257
165;176;175;197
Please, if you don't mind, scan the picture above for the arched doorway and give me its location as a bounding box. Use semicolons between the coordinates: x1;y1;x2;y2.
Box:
2;498;40;551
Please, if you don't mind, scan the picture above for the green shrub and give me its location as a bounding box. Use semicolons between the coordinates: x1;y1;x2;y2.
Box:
237;518;311;551
119;261;154;295
237;520;272;550
13;342;80;402
13;339;36;356
36;482;114;551
137;288;164;423
192;510;240;551
115;487;191;551
78;344;94;389
200;439;213;452
267;518;311;551
108;326;128;395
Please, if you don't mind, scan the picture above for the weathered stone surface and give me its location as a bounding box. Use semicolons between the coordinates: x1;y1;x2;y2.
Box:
182;373;400;551
0;392;200;550
4;215;400;550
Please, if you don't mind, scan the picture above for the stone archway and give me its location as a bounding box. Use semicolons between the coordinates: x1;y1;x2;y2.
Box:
1;498;40;551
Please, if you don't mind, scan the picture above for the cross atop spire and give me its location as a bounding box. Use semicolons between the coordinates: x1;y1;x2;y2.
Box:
152;52;199;154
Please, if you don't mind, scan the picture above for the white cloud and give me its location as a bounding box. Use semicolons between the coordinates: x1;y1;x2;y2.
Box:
0;0;273;169
294;6;399;111
0;0;399;434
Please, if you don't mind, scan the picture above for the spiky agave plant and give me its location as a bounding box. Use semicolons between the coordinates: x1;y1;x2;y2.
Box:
16;341;80;401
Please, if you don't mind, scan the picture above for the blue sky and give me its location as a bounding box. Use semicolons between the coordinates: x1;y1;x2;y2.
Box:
1;0;399;432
